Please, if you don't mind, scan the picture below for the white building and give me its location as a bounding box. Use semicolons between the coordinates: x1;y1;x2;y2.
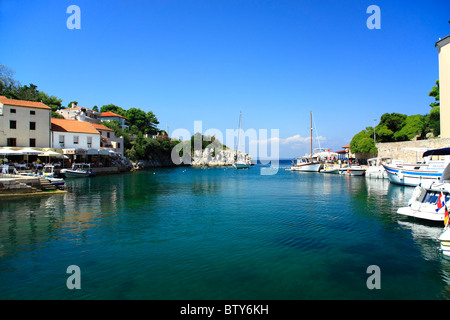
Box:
98;111;128;130
0;95;51;148
57;104;102;124
91;123;124;156
51;118;100;152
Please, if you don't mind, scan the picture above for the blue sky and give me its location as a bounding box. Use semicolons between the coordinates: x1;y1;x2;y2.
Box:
1;0;449;158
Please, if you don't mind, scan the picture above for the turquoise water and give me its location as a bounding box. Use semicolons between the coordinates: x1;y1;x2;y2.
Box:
1;162;450;300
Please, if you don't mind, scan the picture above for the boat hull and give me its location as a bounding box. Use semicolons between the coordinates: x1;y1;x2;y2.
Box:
383;164;442;187
339;168;366;176
61;169;94;178
320;168;339;174
365;168;388;179
233;163;251;169
397;206;445;222
439;228;450;257
289;163;322;172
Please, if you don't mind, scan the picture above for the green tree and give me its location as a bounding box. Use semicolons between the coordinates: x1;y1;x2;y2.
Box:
429;80;440;108
67;100;78;108
100;104;127;117
393;114;425;141
350;127;377;154
427;79;440;136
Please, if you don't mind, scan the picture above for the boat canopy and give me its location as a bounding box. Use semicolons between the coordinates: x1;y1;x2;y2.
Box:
423;148;450;157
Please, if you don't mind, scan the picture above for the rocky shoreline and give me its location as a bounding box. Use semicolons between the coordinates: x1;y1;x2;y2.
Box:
131;147;253;169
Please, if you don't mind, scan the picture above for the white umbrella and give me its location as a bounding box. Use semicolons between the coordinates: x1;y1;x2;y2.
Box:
19;148;43;167
40;151;65;158
0;149;23;155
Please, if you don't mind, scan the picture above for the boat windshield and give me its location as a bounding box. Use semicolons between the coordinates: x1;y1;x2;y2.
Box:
422;191;450;204
43;166;53;174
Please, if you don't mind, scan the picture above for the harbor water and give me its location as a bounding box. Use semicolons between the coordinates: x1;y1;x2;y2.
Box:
1;160;450;299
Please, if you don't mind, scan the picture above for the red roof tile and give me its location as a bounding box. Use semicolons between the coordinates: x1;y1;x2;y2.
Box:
0;95;51;110
100;111;127;119
51;118;100;134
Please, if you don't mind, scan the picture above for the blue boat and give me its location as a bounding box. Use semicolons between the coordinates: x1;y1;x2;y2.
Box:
383;148;450;187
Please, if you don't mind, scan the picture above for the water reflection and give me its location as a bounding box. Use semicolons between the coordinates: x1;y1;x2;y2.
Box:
0;172;164;259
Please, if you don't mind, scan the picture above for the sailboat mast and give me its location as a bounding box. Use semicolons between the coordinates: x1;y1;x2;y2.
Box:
310;110;313;161
236;111;242;161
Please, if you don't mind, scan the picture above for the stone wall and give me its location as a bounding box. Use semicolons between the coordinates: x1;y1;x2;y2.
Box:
376;138;450;163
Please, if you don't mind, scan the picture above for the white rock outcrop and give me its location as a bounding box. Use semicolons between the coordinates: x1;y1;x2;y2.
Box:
191;148;252;166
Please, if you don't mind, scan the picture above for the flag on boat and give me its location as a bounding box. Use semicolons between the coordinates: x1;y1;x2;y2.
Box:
436;192;446;212
445;206;450;227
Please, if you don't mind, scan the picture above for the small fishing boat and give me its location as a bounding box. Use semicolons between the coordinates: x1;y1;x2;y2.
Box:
320;166;340;174
60;163;96;178
366;157;391;179
338;166;366;176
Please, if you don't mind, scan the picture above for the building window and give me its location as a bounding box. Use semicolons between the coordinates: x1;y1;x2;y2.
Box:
30;122;36;130
30;110;36;115
87;136;92;148
10;109;16;113
29;138;36;147
118;143;121;149
10;120;16;129
107;132;110;138
7;138;16;147
73;136;79;144
59;135;65;147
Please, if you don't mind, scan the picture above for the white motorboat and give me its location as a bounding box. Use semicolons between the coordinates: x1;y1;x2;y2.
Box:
42;165;65;186
396;163;450;222
233;163;251;169
338;166;366;176
320;165;340;174
383;148;450;187
366;157;391;179
60;163;96;178
439;227;450;257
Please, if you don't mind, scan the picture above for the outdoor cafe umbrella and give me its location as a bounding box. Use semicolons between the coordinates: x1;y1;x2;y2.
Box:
20;148;43;167
0;149;23;163
40;150;66;158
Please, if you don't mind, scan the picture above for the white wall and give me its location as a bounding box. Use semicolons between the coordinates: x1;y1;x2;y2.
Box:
52;131;100;150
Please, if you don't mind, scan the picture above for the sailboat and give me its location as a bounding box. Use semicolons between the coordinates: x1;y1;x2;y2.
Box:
233;111;251;169
288;110;323;172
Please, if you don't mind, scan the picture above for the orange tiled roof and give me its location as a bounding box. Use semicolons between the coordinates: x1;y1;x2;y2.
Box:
100;111;127;119
342;145;350;148
0;95;51;110
91;123;113;131
51;118;100;134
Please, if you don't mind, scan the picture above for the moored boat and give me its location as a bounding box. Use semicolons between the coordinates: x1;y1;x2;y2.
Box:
338;166;366;176
366;157;391;179
60;163;96;178
396;163;450;222
383;148;450;187
439;227;450;257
